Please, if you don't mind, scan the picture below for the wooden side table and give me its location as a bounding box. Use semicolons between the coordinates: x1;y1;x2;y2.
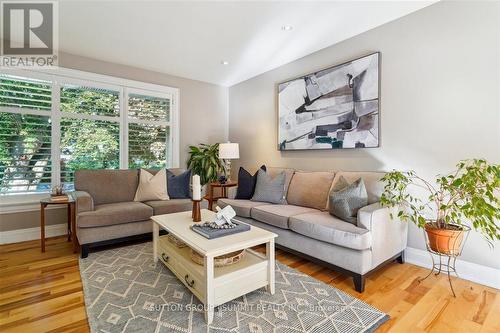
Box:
40;198;77;253
203;181;238;211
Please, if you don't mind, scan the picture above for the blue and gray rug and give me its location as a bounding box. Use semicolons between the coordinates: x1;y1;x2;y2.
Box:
79;242;388;333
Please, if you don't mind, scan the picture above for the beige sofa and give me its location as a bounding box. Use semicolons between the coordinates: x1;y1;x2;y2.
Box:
72;168;193;258
218;167;408;293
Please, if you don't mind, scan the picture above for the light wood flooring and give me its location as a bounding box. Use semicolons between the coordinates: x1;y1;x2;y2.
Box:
0;236;499;332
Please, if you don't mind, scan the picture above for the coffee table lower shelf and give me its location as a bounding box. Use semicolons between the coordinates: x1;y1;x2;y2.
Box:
156;235;273;323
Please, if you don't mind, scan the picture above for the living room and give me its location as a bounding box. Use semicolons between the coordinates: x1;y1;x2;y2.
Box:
0;1;499;332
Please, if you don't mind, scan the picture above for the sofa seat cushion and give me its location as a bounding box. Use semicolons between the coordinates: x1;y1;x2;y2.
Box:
217;198;269;218
145;199;192;215
289;212;372;250
78;202;153;228
251;205;318;229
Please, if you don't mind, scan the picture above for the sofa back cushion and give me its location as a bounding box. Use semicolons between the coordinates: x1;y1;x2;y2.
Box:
251;169;287;204
330;171;385;204
166;169;191;199
286;171;335;210
74;169;140;205
266;167;295;200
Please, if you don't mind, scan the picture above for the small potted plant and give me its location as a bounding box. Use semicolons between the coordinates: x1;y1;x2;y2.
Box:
187;143;225;186
380;159;499;255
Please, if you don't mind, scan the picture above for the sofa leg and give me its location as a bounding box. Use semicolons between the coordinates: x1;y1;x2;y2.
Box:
81;244;89;258
396;251;405;264
353;274;365;293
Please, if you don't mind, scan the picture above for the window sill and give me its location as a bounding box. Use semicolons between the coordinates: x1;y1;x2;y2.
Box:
0;193;65;214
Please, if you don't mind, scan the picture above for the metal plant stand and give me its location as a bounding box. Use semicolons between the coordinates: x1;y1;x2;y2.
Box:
418;225;471;297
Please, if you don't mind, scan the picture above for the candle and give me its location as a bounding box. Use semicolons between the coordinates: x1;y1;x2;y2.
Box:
192;175;201;200
193;174;200;186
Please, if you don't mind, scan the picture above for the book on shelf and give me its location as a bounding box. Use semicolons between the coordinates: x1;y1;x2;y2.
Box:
191;219;250;239
50;194;69;202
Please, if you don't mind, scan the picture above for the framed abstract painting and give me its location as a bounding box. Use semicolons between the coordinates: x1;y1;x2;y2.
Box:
278;52;380;151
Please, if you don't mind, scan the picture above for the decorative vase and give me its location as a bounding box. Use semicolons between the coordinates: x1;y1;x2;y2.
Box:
192;200;201;222
424;222;465;255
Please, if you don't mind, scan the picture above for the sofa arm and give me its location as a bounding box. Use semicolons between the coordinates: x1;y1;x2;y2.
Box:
357;202;408;268
71;191;94;213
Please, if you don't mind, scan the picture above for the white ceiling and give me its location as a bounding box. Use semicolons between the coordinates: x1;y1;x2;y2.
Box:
59;1;435;87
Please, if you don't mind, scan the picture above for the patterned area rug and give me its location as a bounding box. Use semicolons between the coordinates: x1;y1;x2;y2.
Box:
79;242;388;333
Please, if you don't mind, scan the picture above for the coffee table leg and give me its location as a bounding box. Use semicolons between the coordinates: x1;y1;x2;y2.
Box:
267;239;275;295
204;255;214;324
153;222;159;264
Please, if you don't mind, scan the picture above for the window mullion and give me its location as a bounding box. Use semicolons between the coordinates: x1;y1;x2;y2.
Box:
120;88;128;169
51;80;61;188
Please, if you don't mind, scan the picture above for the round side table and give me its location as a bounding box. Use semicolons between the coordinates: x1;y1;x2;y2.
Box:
203;181;238;211
40;198;77;253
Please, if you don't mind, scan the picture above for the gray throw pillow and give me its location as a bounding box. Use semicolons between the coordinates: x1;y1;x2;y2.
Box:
329;177;368;225
251;169;287;204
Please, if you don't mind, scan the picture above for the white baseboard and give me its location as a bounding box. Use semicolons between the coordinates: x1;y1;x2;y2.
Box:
404;247;500;290
0;223;67;245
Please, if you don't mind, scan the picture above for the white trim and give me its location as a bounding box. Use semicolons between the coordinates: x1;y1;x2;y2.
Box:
120;88;128;168
0;106;51;116
0;193;66;214
51;78;61;186
60;111;120;123
404;247;500;290
127;118;169;126
0;223;67;244
2;67;179;96
172;90;180;167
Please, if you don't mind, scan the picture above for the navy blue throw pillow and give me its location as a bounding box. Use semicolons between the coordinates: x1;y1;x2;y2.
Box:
235;165;266;199
166;169;191;199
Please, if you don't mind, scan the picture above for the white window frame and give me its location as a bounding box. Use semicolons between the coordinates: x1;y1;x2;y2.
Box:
0;67;179;212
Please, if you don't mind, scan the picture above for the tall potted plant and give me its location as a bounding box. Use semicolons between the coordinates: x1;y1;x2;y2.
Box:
380;159;499;254
187;143;225;186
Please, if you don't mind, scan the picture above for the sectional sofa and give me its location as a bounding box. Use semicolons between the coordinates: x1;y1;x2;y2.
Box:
218;167;408;292
72;168;195;258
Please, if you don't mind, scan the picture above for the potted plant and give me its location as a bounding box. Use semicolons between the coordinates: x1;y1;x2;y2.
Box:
380;159;499;255
187;143;225;186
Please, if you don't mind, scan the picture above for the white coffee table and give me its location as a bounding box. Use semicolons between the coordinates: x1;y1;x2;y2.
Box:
151;209;277;324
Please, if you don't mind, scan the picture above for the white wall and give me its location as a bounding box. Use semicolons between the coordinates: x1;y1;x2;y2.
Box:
228;1;500;269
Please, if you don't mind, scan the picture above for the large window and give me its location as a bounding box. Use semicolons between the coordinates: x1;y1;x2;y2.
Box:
0;70;178;195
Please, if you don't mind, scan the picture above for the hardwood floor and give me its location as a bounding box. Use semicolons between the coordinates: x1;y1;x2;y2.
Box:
1;236;499;333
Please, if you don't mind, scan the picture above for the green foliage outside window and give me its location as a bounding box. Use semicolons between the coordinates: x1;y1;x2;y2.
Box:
0;76;171;193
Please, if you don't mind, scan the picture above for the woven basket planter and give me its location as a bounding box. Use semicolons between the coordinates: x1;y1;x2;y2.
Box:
190;249;245;267
168;234;187;248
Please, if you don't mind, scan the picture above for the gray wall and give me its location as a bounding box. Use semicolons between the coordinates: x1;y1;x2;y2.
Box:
228;1;500;269
1;54;228;233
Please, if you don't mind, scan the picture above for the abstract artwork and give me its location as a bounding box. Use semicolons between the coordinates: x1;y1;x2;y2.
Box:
278;52;379;150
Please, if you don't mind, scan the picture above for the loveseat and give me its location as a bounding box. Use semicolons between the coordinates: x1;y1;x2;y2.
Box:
218;167;408;292
72;168;194;258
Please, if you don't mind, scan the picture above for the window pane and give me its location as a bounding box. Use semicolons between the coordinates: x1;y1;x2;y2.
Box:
0;74;51;111
128;94;170;122
128;123;169;169
61;85;119;117
60;118;119;190
0;112;52;194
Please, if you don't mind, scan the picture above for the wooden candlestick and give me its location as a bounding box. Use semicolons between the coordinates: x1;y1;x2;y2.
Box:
192;200;201;222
